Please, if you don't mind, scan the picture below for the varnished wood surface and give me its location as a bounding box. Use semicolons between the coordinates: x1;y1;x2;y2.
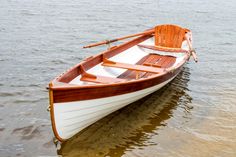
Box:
155;24;187;48
80;75;126;84
102;58;164;74
138;44;188;52
49;83;64;142
118;54;176;80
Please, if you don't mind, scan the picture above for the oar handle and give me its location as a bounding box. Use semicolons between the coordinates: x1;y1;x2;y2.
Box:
83;29;154;49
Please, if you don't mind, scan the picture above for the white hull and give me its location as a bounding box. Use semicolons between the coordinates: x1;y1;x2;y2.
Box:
52;74;178;140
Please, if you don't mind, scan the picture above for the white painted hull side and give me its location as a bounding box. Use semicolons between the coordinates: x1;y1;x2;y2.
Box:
53;73;179;140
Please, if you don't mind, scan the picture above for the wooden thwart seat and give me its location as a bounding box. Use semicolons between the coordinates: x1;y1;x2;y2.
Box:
79;65;126;84
102;58;164;74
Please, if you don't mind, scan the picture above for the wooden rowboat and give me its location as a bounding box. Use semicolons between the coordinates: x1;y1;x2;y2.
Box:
48;24;197;142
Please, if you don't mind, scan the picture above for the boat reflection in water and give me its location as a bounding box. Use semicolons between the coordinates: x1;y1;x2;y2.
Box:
57;66;192;157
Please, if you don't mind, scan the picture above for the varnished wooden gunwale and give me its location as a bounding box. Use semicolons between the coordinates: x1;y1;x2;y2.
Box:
52;63;184;103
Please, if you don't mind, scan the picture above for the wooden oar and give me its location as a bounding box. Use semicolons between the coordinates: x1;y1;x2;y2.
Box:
185;34;198;62
83;29;155;48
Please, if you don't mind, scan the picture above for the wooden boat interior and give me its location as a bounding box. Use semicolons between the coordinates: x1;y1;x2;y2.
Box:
54;25;189;86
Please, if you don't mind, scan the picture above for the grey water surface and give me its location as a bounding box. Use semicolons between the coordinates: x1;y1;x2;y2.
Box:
0;0;236;156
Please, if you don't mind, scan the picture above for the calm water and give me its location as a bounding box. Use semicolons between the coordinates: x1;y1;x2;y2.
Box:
0;0;236;156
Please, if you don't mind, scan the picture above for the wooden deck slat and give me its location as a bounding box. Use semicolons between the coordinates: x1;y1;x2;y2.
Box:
142;55;176;78
141;54;162;78
125;54;161;79
117;55;149;79
163;57;175;68
117;54;176;79
159;56;171;67
118;54;161;79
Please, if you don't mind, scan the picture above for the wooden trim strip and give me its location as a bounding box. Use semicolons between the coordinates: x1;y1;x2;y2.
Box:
138;44;188;53
80;75;126;84
143;62;162;68
80;65;97;79
49;82;65;142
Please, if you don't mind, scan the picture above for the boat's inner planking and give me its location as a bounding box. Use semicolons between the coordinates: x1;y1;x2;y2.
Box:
56;36;187;85
79;54;176;84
